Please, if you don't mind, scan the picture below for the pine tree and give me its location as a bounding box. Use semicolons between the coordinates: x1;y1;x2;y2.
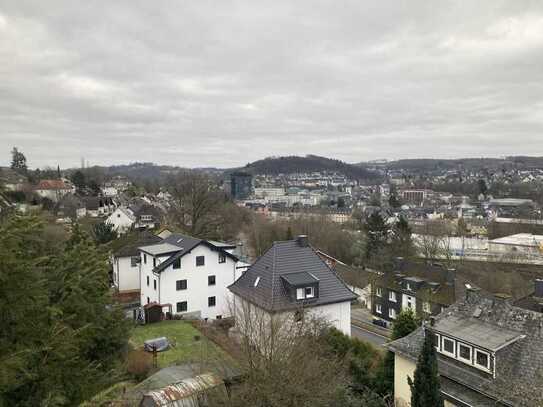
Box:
10;147;27;174
409;330;444;407
391;216;415;259
363;212;388;261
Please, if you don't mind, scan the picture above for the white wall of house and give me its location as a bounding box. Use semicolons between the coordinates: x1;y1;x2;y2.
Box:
231;294;351;337
35;189;71;202
106;208;134;234
306;301;351;336
140;244;239;320
113;255;140;292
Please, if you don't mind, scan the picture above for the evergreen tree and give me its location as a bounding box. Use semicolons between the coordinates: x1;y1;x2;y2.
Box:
363;212;388;261
71;170;86;190
10;147;27;174
57;164;61;179
92;221;117;244
409;330;444;407
0;215;130;406
391;216;415;259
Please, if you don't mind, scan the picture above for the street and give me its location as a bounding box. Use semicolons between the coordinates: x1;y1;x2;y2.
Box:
351;324;389;347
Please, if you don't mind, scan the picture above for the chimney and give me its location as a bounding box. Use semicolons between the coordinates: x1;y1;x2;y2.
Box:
296;235;309;247
535;279;543;298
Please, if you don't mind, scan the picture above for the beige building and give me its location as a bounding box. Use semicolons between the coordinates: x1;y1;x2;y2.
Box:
388;289;543;406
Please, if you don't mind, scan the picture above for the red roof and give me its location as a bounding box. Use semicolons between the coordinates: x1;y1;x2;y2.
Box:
35;179;70;190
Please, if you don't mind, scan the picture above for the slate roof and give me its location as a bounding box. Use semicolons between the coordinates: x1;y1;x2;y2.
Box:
138;233;238;273
114;232;162;257
388;290;543;406
228;239;357;312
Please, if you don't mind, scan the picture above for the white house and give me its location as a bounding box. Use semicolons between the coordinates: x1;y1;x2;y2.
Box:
228;235;356;336
34;179;73;202
139;233;242;320
112;232;162;294
107;207;136;234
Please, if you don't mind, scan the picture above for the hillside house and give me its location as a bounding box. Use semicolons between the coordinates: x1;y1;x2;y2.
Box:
371;261;458;327
106;207;137;234
34;179;73;202
139;233;241;320
228;235;356;336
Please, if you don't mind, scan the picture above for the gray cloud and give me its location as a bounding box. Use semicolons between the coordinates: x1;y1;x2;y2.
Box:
1;0;543;168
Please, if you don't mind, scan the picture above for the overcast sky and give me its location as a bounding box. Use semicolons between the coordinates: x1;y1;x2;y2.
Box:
1;1;543;169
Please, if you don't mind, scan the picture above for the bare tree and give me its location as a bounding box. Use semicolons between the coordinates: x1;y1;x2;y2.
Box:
212;297;349;407
169;172;224;238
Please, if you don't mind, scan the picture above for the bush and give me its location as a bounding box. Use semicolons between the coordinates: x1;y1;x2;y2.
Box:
126;350;153;381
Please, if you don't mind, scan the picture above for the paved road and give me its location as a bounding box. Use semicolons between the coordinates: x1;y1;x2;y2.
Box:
351;324;389;347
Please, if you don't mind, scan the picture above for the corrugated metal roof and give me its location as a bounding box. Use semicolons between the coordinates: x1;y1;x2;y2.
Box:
141;373;223;407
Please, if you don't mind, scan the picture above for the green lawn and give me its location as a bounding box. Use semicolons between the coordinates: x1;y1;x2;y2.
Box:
129;320;228;368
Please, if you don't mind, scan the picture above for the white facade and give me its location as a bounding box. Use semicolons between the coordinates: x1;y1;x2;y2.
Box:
232;294;351;336
140;244;241;320
106;207;135;234
113;255;140;292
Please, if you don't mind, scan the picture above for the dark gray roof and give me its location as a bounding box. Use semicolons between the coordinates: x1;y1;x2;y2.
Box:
281;271;319;286
228;239;357;312
139;233;238;273
388;291;543;406
432;314;523;352
114;232;163;257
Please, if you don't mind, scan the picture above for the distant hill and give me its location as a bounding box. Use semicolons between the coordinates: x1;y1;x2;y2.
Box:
237;155;379;180
361;156;543;172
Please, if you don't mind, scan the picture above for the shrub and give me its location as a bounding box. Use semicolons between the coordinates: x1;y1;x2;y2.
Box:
126;350;153;382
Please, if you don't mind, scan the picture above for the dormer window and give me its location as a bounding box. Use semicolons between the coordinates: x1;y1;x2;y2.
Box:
406;282;412;291
475;349;490;371
296;287;316;300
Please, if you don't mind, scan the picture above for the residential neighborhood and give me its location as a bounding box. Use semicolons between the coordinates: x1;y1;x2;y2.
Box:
3;1;543;406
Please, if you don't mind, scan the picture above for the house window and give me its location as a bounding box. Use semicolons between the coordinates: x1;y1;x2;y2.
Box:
216;315;222;319
208;275;216;286
389;308;396;319
475;349;490;371
117;214;121;218
177;301;187;312
423;301;431;313
305;286;315;298
406;296;414;309
218;253;226;263
147;296;150;304
389;291;397;302
296;286;315;300
376;287;382;297
196;256;205;266
153;257;157;268
406;282;412;291
131;256;139;267
458;343;472;363
146;276;149;286
144;254;147;264
208;296;216;307
433;333;440;351
376;304;382;314
153;280;157;290
442;337;456;357
173;257;181;269
176;280;187;290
